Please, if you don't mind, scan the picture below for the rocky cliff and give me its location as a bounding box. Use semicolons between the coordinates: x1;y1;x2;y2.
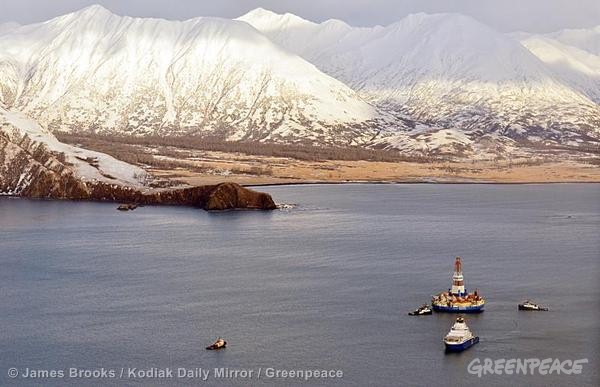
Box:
0;123;89;197
0;111;276;211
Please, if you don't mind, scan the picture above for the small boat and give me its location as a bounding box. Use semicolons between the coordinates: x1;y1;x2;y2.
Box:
408;304;433;316
206;337;227;350
117;203;138;211
518;300;548;311
443;316;479;352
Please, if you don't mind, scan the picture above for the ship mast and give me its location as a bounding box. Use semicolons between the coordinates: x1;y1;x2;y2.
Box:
451;256;465;296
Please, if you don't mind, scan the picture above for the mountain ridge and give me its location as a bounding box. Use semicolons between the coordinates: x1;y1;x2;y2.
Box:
0;5;386;146
240;9;600;153
0;5;598;158
515;31;600;103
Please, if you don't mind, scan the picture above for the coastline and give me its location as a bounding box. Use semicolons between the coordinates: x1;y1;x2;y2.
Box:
243;179;600;188
4;179;598;210
0;182;277;211
2;179;598;204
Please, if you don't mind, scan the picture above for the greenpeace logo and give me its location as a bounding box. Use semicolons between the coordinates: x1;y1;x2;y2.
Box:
467;358;588;377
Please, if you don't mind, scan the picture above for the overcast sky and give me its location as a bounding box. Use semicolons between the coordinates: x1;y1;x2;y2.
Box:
1;0;599;33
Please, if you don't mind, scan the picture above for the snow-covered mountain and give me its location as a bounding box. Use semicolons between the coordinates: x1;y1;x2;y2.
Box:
0;5;598;158
515;31;600;103
547;26;600;56
240;9;600;150
0;5;384;146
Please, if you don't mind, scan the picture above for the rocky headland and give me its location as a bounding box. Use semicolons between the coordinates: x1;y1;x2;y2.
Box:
0;110;276;211
89;182;277;211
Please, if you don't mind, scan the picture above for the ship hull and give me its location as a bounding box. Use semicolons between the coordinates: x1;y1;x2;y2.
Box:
408;310;432;316
432;304;484;313
518;305;547;311
445;336;479;352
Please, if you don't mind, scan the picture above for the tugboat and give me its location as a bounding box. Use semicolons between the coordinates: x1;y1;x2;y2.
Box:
205;337;227;350
432;257;485;313
518;300;548;311
117;203;138;211
408;304;433;316
443;316;479;352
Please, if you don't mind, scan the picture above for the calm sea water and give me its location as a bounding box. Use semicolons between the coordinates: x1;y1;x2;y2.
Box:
0;184;598;386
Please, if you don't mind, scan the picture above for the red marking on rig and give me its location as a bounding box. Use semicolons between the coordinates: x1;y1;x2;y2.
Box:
454;256;462;273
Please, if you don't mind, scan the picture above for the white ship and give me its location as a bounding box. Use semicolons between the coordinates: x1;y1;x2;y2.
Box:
443;316;479;352
518;300;548;311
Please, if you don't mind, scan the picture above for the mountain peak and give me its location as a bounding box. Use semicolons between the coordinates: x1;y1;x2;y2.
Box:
74;4;113;16
238;8;315;29
386;12;495;33
241;7;278;19
1;6;597;155
0;6;378;144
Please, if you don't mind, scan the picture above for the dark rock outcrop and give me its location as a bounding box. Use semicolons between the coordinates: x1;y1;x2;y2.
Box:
46;179;275;211
142;182;277;210
88;182;276;210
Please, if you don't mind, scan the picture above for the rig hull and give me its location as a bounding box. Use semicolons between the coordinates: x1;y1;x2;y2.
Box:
432;304;484;313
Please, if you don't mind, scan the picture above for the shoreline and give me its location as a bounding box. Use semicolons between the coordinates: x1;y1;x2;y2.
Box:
243;179;600;188
4;178;597;207
0;182;276;211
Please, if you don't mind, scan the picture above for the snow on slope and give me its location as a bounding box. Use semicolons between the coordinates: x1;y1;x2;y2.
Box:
240;9;600;146
0;107;146;187
1;6;598;157
517;33;600;103
0;5;382;146
547;26;600;56
237;8;372;64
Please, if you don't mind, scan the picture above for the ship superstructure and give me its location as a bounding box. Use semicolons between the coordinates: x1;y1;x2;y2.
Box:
443;316;479;351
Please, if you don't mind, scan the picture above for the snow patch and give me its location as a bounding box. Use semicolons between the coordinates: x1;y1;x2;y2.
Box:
0;108;147;187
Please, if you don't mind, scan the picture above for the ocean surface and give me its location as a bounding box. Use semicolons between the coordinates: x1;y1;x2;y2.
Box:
0;184;598;386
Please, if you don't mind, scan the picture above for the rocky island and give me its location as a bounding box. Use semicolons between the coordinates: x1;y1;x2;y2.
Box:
0;109;276;211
